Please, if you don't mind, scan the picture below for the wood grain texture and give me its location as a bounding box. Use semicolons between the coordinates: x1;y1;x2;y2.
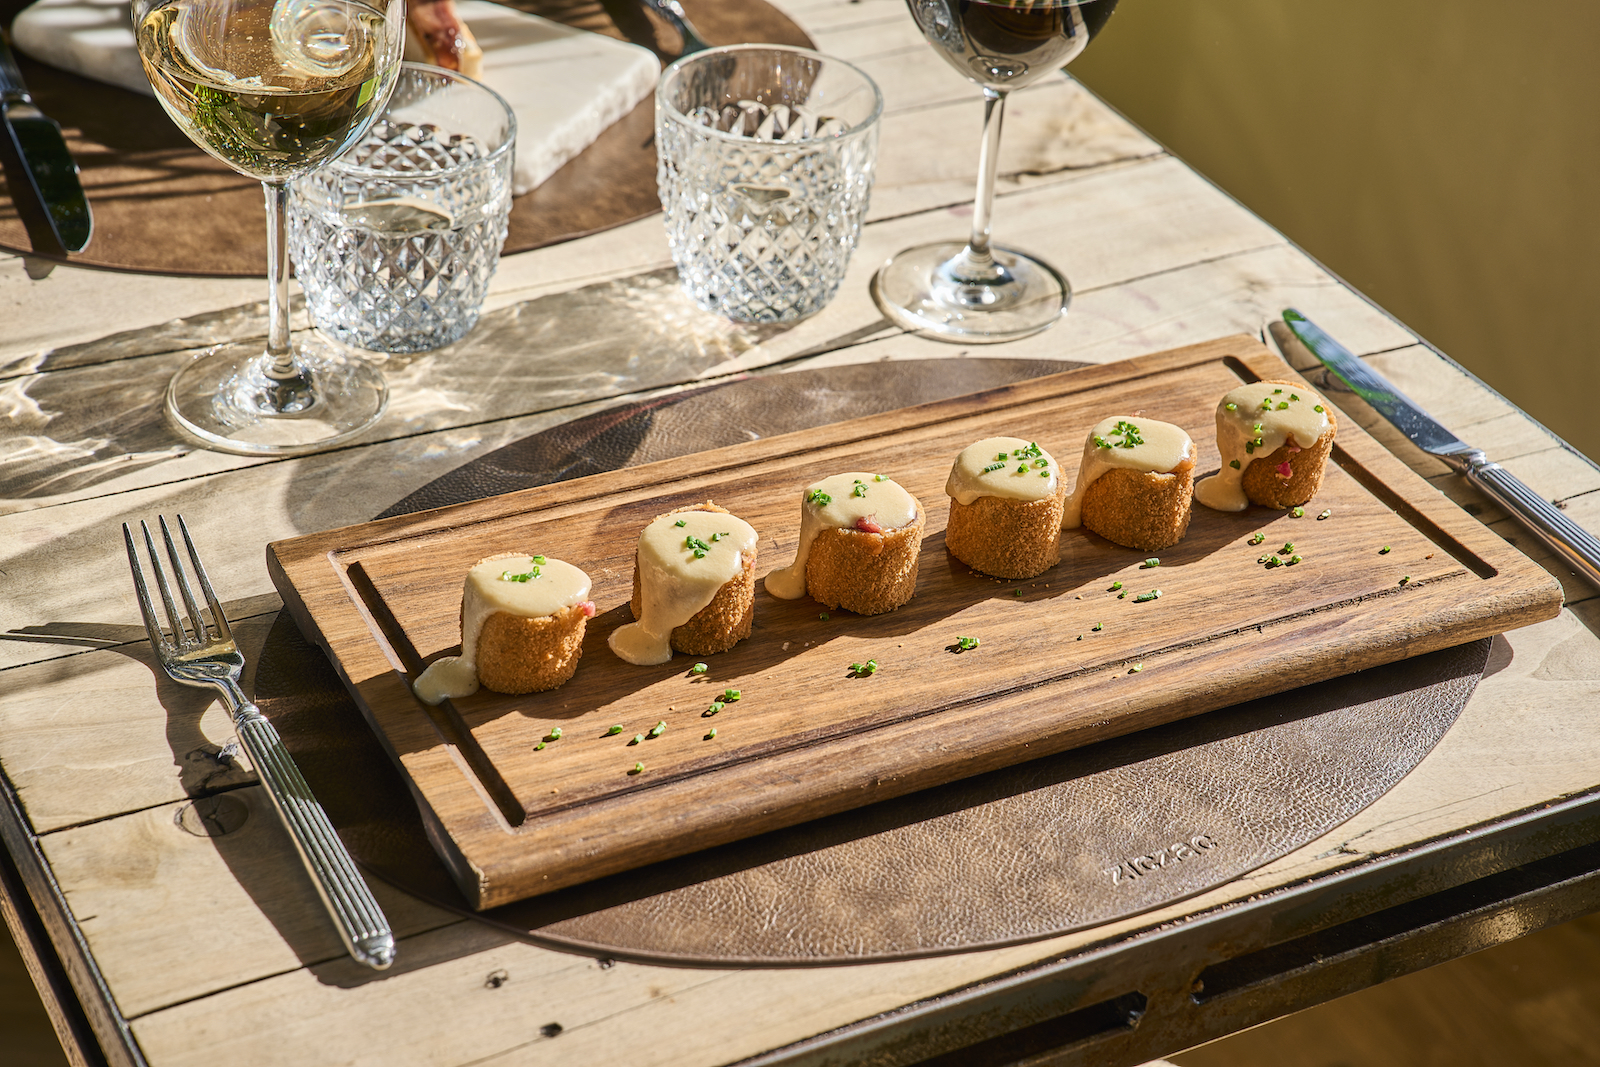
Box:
267;336;1563;907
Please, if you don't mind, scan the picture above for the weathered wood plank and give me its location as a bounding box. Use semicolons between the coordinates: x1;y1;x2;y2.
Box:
0;153;1278;519
40;788;458;1018
86;604;1600;1065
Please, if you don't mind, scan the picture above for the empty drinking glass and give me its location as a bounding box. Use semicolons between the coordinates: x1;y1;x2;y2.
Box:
289;63;515;354
655;45;882;323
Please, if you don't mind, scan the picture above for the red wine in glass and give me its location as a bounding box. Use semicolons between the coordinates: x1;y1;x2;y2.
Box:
874;0;1121;341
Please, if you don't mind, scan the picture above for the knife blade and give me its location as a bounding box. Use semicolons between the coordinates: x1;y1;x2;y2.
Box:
1281;307;1600;592
0;28;92;253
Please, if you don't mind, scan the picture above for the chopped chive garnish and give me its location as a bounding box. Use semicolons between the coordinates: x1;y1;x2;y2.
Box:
1129;664;1144;673
1317;509;1331;520
1225;402;1237;411
1245;442;1256;455
705;702;723;716
535;741;545;750
501;567;540;582
1230;459;1241;470
1291;506;1306;518
1400;575;1412;585
1276;402;1290;410
711;532;723;542
982;461;1007;474
874;473;887;481
692;662;708;674
820;612;830;620
722;688;741;702
1289;393;1300;401
1288;555;1303;565
607;724;623;735
1314;404;1325;413
630;762;644;775
1379;545;1392;554
1016;464;1027;474
1014;588;1023;596
807;489;832;506
955;636;979;651
685;535;711;558
1249;532;1265;545
1135;589;1162;602
1273;388;1283;394
995;452;1009;461
852;482;869;497
1261;399;1274;410
1040;470;1050;477
1109;581;1123;590
674;519;686;527
649;721;666;738
1118;591;1127;599
1092;622;1103;632
849;659;880;677
630;734;644;745
1142;557;1160;568
545;727;562;742
704;728;717;740
1279;542;1295;554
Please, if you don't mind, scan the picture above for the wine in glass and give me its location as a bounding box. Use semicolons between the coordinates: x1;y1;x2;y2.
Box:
873;0;1119;342
134;0;405;453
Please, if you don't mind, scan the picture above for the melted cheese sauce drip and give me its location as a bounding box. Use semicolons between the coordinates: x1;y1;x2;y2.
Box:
608;510;758;666
413;555;592;705
1193;383;1330;512
945;436;1059;506
765;472;918;600
1062;417;1195;527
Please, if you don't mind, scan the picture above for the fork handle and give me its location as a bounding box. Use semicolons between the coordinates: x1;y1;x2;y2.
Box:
234;705;396;970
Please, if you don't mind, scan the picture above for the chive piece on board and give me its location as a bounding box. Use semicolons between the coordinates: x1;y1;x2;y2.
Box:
607;724;623;735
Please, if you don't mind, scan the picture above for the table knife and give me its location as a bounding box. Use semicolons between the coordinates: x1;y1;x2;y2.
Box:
0;28;92;253
1281;307;1600;592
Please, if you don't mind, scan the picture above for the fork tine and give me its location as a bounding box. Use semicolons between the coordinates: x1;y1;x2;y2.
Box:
176;514;232;643
159;515;208;643
123;523;167;649
140;519;187;647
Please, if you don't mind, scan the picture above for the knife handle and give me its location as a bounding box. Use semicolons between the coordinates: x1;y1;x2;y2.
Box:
1463;455;1600;592
0;28;31;102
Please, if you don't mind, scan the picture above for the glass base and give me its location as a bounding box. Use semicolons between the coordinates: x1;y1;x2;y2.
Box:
870;241;1071;343
165;335;388;456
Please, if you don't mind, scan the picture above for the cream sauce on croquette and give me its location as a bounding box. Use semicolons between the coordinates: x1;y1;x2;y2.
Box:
1062;417;1194;528
413;555;593;705
1194;383;1331;512
946;437;1059;506
609;509;758;666
765;473;918;600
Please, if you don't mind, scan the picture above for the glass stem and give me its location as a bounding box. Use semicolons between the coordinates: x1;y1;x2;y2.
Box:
967;87;1006;262
941;87;1012;289
260;181;315;410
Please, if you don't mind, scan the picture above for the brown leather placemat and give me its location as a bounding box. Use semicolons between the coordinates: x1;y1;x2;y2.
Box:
257;359;1489;964
0;0;810;274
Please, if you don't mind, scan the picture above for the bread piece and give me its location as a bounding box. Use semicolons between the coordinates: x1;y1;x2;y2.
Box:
475;601;588;694
805;502;925;615
1240;420;1337;509
1081;465;1195;552
626;501;757;656
945;484;1066;578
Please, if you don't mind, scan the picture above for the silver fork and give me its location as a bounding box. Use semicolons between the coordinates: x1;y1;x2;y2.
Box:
123;515;395;971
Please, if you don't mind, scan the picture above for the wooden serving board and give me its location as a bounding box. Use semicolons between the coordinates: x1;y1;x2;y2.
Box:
267;336;1564;910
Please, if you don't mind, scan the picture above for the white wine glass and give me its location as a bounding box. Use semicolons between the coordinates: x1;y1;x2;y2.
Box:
872;0;1119;343
134;0;406;454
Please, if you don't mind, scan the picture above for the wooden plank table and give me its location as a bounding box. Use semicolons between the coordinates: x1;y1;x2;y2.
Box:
4;1;1600;1063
